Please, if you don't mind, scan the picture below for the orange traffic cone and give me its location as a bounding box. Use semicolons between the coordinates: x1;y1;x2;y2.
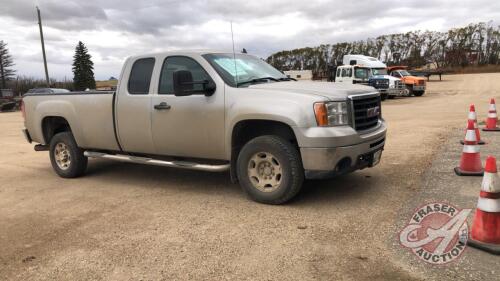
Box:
468;156;500;254
461;104;485;145
483;98;500;132
455;120;483;176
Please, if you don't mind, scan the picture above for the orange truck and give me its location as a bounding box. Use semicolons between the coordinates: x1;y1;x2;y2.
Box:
387;66;426;96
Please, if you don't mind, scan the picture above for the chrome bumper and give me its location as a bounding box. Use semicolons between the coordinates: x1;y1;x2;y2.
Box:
413;85;426;91
387;88;405;96
299;123;386;179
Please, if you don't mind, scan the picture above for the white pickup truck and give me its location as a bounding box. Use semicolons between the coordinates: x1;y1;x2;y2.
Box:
21;51;386;204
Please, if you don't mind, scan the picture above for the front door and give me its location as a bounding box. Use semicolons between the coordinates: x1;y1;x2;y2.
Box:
151;56;225;160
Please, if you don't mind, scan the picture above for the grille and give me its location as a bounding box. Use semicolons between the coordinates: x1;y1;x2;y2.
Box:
351;95;381;131
370;79;389;89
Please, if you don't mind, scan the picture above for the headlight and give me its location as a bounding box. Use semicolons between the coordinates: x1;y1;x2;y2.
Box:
314;101;349;126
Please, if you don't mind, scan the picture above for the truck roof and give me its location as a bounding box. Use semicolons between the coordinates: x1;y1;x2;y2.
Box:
387;66;409;71
343;54;386;68
127;49;232;60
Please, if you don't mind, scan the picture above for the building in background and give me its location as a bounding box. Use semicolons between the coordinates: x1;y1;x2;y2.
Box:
283;70;313;80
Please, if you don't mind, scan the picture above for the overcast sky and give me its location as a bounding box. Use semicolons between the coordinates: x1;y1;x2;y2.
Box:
1;0;499;80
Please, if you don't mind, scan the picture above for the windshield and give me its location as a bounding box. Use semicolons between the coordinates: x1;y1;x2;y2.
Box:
399;70;411;76
203;53;287;87
354;67;370;79
371;68;388;76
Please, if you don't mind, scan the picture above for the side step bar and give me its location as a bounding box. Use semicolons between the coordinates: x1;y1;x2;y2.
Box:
34;144;49;151
84;151;230;172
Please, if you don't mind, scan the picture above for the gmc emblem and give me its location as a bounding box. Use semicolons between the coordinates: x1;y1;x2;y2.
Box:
366;106;380;118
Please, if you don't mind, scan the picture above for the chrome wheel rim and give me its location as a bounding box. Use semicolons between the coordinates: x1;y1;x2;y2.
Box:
247;152;282;192
54;143;71;170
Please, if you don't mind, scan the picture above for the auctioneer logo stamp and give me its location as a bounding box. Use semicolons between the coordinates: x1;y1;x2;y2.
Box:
399;202;471;264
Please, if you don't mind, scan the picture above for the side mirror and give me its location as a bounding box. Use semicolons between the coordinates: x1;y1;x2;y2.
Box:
173;70;216;97
173;70;194;97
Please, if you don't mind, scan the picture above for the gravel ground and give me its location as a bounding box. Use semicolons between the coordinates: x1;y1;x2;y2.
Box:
0;73;499;280
392;127;500;281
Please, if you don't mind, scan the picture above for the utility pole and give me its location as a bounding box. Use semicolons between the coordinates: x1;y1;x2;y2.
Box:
36;6;50;87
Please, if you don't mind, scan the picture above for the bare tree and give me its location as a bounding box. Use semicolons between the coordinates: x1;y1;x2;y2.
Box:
267;22;500;77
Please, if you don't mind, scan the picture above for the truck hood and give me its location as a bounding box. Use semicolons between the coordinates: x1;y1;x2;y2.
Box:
247;81;376;100
372;74;400;82
402;76;426;83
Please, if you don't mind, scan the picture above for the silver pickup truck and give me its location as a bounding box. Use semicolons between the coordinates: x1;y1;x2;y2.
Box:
21;51;386;204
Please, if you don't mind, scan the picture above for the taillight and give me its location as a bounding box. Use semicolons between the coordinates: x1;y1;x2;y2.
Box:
21;99;26;120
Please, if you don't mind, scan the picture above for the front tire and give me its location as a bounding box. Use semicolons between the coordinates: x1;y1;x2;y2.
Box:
237;135;304;204
49;132;87;178
406;85;414;96
413;91;425;97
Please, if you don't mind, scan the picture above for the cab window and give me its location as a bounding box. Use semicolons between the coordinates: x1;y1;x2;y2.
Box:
159;56;211;95
128;58;155;95
341;69;346;77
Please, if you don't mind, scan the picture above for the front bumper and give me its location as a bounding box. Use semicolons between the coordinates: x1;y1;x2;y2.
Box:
387;88;405;96
412;85;426;91
298;122;386;179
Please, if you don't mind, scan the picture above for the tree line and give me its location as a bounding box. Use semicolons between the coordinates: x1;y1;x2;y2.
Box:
266;22;500;77
0;40;95;95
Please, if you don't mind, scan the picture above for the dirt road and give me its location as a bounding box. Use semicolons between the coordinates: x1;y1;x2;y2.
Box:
1;73;499;280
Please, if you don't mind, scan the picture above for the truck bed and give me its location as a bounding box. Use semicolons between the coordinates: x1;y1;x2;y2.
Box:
23;91;120;151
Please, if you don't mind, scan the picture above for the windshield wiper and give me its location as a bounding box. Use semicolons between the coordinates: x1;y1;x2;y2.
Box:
277;77;297;81
237;77;280;87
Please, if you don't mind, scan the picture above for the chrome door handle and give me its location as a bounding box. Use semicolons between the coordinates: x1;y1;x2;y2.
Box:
154;102;171;110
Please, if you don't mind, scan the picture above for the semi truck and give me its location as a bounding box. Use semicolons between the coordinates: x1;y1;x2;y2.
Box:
21;50;386;204
342;55;406;99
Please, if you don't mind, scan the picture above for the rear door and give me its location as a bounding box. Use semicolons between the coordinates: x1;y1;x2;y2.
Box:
115;57;156;154
150;55;225;160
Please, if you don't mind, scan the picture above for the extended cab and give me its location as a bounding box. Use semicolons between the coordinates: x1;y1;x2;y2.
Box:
21;51;386;204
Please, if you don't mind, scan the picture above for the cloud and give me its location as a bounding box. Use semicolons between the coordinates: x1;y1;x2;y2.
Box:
0;0;499;80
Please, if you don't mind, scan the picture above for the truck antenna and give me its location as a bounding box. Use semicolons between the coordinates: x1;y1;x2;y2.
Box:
230;21;238;86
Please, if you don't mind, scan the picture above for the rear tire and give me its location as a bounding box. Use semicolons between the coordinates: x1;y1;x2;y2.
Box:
414;91;425;97
49;132;87;178
388;95;396;99
237;135;304;204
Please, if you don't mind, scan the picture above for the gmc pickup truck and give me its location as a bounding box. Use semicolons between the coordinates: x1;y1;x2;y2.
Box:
21;51;386;204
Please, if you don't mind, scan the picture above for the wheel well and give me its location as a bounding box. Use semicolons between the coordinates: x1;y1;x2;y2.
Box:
230;120;298;182
42;116;72;144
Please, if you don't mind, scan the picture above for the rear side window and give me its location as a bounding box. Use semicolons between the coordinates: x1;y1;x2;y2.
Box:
128;58;155;95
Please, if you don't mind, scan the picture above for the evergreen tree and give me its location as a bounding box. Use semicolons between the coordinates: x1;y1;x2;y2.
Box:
72;41;96;90
0;40;16;89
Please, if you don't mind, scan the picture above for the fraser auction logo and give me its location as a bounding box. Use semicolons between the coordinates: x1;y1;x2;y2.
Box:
399;202;471;264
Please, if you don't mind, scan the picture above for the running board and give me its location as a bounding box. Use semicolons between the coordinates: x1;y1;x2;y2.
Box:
84;151;230;172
